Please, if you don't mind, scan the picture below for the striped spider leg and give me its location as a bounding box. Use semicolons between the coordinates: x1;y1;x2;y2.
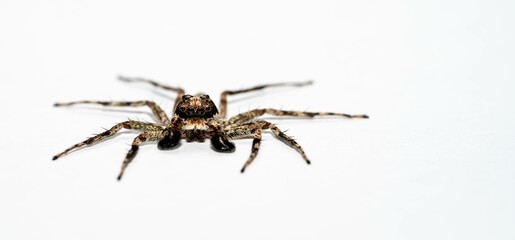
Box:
54;100;170;124
224;110;368;172
229;109;369;124
53;100;169;179
52;120;165;160
223;120;311;172
218;80;314;118
53;76;368;180
118;76;185;110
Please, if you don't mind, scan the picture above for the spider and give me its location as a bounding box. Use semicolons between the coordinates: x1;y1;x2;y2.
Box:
53;76;369;180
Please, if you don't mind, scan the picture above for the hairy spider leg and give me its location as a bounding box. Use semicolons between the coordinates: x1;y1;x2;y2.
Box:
118;76;185;111
229;108;369;124
266;122;310;165
55;100;170;125
219;80;313;118
52;121;164;160
225;121;310;172
118;131;163;180
240;129;262;172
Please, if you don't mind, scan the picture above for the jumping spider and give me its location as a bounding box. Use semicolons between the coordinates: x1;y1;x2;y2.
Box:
53;76;369;180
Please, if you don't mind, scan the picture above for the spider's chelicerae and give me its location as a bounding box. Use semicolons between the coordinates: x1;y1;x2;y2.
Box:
53;76;369;180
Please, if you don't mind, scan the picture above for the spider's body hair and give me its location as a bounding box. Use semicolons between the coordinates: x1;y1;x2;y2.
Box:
180;118;213;142
53;77;368;180
173;94;219;142
181;118;211;131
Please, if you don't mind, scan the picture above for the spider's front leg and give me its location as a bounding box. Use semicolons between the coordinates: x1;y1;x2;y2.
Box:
118;131;163;180
54;100;170;125
229;108;369;124
240;129;262;173
52;121;164;160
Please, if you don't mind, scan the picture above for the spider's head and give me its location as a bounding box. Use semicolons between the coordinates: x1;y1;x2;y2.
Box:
175;94;218;119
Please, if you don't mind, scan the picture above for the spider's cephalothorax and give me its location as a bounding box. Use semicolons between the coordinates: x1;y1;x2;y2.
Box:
53;76;369;180
175;94;218;119
169;94;218;143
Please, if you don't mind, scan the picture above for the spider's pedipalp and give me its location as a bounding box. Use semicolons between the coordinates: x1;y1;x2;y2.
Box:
229;108;369;124
52;121;164;160
118;131;163;180
219;80;313;118
211;133;235;152
55;100;171;125
158;128;182;150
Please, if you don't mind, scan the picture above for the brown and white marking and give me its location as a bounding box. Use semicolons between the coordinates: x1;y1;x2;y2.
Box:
53;76;368;180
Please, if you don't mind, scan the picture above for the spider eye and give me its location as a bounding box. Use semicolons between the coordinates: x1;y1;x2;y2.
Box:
187;107;195;116
196;108;205;116
179;107;186;112
205;107;212;112
182;95;192;100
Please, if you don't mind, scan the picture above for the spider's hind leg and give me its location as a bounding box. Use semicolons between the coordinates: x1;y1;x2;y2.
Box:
219;80;313;118
118;76;185;109
52;121;163;160
240;129;262;173
54;100;171;125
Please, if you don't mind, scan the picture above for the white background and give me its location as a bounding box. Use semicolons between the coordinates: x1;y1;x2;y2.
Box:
0;0;514;239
